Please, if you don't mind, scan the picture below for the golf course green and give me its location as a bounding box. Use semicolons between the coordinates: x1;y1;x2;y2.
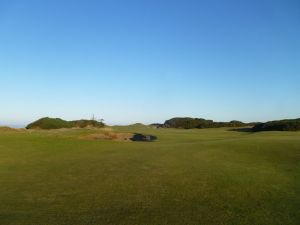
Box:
0;127;299;225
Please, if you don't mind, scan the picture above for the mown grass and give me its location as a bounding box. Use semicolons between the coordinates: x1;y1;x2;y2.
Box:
0;127;299;225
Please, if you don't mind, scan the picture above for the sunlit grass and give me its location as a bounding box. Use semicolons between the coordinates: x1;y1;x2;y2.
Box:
0;127;299;225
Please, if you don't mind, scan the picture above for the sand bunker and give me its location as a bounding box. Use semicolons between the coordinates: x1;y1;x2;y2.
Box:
81;131;157;142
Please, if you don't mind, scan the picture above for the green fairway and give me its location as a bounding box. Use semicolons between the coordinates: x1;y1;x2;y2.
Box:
0;127;299;225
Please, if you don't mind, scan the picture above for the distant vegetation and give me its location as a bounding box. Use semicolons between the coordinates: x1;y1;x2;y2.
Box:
252;118;300;132
152;117;300;132
160;117;300;131
26;116;300;132
71;119;105;128
26;117;105;129
161;117;253;129
128;123;147;127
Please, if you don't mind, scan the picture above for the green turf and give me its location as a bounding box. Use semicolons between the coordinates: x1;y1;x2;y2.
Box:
0;127;299;225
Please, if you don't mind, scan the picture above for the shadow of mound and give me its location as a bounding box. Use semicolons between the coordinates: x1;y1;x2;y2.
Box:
228;128;253;133
130;133;157;142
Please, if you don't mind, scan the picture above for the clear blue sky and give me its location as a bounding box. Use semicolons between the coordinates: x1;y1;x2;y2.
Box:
0;0;299;126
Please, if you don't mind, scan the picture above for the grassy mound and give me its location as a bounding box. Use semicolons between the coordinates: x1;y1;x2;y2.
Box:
26;117;105;129
0;126;20;132
252;118;300;132
26;117;71;129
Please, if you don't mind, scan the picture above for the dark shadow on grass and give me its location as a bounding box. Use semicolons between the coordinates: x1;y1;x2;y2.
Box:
228;128;254;133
